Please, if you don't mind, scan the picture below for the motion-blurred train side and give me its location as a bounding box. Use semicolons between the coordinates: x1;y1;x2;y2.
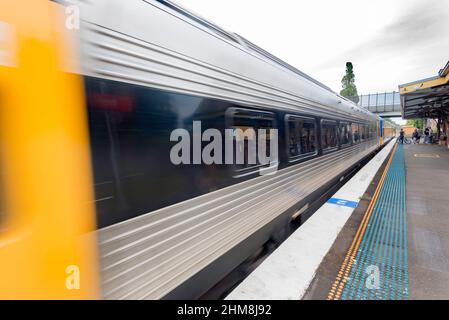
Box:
0;0;395;299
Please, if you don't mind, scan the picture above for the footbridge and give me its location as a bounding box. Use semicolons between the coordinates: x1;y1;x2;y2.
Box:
350;91;402;117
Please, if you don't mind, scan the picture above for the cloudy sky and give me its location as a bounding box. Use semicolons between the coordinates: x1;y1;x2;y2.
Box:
176;0;449;96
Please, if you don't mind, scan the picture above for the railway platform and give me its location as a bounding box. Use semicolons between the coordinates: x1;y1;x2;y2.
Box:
228;141;449;300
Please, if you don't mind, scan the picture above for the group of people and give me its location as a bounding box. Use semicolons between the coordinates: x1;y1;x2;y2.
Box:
398;127;433;144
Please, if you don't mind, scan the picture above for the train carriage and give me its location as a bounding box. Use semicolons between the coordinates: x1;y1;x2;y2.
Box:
0;0;392;299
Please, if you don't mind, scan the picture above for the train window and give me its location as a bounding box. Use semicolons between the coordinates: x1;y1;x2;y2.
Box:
371;123;377;139
321;120;338;151
359;124;365;141
352;123;360;143
227;108;277;174
360;124;366;141
339;122;352;146
286;115;317;160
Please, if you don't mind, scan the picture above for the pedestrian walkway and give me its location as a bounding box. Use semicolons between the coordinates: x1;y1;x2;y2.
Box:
405;144;449;299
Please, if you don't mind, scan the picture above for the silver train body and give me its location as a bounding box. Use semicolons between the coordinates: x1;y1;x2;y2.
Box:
68;0;390;299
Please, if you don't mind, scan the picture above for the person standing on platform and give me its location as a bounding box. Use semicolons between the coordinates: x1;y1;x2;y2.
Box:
412;128;420;144
424;127;430;144
399;128;405;144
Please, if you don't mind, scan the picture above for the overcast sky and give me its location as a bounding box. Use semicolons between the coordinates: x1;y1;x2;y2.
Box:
176;0;449;97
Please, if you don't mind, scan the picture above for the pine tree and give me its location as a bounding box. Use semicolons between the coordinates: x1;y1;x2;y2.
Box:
340;62;359;104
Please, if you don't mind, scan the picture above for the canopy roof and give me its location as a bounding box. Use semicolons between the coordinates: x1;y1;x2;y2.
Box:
399;61;449;119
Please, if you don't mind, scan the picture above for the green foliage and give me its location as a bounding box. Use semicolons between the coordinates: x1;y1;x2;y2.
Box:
406;119;424;130
383;118;401;129
340;62;359;103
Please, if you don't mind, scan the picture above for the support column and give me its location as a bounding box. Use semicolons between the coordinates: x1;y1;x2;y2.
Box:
445;116;449;148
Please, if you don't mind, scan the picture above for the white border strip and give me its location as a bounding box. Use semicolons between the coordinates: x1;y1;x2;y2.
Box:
226;140;395;300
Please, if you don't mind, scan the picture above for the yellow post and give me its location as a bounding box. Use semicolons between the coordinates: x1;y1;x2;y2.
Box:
0;0;99;298
378;120;383;145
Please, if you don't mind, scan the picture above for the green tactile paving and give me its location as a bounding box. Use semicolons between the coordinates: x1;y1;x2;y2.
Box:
341;144;408;300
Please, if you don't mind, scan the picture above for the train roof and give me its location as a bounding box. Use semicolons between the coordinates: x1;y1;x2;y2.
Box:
155;0;336;94
155;1;377;120
74;0;377;122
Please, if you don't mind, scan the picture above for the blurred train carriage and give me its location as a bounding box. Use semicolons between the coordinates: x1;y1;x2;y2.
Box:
0;0;395;299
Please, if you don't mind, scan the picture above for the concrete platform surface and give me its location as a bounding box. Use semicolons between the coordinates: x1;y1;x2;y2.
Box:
405;144;449;299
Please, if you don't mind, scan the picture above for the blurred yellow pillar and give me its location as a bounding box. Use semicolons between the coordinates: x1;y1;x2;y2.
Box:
0;0;99;299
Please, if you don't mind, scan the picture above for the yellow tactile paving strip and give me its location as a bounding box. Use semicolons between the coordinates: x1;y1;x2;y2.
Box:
327;144;398;300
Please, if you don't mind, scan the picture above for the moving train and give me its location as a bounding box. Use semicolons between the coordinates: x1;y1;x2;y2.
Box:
0;0;395;299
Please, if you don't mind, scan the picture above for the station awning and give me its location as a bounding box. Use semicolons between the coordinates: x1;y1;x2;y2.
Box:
399;61;449;119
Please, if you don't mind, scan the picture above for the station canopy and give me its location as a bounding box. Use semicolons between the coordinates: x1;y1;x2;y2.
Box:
399;60;449;119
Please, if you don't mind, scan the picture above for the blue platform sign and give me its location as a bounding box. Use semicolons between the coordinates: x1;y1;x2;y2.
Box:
327;197;359;209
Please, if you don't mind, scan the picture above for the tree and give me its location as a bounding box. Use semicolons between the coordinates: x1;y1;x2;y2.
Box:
406;119;424;130
340;62;359;104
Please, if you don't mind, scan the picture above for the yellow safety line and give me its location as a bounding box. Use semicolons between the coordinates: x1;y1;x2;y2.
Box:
327;143;398;300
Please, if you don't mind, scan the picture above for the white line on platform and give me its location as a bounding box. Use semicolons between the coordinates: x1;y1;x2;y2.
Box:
226;140;396;300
